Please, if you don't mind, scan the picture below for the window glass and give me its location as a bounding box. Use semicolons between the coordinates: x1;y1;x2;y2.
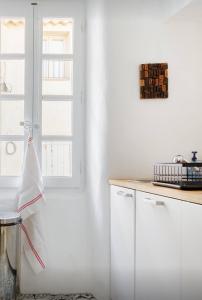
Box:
43;18;73;54
42;60;73;95
1;18;25;54
0;101;24;135
0;141;23;176
0;60;24;95
42;141;72;176
42;101;72;136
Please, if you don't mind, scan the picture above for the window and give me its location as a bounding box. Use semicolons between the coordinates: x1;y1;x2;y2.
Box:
41;18;74;180
43;24;72;80
0;1;84;188
43;60;69;80
0;18;25;182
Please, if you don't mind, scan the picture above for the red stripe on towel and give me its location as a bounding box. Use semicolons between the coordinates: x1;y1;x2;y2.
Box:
21;223;45;269
17;193;43;213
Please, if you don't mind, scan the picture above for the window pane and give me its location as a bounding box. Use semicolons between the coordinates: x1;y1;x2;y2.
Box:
0;60;24;95
42;141;72;177
43;18;73;54
0;141;23;176
0;101;24;135
42;101;72;136
1;18;25;54
42;60;73;95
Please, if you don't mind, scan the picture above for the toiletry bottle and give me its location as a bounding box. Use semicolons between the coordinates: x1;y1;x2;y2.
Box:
192;151;198;162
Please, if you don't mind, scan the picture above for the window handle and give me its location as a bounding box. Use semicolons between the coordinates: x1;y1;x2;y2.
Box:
20;121;39;129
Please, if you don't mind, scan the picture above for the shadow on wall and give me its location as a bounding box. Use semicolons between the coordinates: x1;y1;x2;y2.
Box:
86;0;109;300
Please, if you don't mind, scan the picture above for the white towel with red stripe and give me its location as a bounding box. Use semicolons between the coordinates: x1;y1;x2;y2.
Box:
17;137;46;274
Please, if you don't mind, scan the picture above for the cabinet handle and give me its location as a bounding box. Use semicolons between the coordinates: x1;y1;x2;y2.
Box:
155;200;165;206
125;193;133;198
117;191;133;198
144;197;153;203
144;197;165;206
117;191;125;196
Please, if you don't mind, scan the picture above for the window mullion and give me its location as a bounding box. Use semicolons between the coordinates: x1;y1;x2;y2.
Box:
0;135;24;141
41;135;73;142
42;95;73;101
0;95;24;100
0;54;25;60
42;54;73;61
32;3;42;163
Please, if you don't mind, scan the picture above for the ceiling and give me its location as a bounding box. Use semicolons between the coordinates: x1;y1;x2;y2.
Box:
171;0;202;22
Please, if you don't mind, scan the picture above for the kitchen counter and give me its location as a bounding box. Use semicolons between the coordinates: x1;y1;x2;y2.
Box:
109;179;202;205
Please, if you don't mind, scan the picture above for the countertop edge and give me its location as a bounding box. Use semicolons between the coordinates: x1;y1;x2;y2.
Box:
109;179;202;205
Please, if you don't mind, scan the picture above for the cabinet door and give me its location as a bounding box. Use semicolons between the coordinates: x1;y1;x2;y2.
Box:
182;202;202;300
111;185;135;300
136;191;180;300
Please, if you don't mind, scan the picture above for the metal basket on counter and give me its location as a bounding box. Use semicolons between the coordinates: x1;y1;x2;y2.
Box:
153;162;202;189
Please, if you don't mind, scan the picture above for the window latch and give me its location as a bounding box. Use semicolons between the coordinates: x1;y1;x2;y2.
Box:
20;121;39;130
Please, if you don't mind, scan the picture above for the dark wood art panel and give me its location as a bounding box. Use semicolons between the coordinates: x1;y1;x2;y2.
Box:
140;63;168;99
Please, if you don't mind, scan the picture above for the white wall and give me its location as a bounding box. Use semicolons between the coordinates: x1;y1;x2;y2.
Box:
107;0;202;180
1;189;93;295
20;189;93;294
86;0;110;300
85;1;202;299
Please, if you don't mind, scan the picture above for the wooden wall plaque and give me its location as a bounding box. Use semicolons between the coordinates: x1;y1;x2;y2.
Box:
140;63;168;99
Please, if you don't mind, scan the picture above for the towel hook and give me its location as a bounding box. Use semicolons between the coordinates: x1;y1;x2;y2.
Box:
19;121;39;136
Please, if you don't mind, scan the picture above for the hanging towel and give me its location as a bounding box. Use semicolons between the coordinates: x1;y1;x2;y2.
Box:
17;136;46;274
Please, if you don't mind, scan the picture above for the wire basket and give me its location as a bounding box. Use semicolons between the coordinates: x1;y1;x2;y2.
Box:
153;162;202;189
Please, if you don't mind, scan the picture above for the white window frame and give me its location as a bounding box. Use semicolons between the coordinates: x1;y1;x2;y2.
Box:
0;0;85;189
0;0;33;188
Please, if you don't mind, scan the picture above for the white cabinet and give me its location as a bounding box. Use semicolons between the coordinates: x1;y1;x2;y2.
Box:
135;191;181;300
110;185;135;300
110;184;202;300
182;202;202;300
